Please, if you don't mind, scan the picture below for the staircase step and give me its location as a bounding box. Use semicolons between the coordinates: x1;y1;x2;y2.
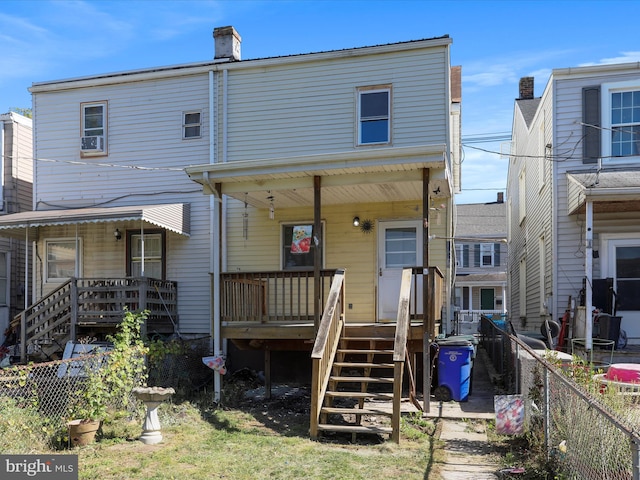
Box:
333;362;394;369
342;337;394;342
325;391;394;400
329;376;394;383
317;424;393;435
337;348;393;354
320;406;392;417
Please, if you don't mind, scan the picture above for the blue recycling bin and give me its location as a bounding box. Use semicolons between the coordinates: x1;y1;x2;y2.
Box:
435;340;474;402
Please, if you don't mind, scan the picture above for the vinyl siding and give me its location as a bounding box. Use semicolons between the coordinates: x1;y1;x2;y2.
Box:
31;74;212;334
224;198;448;323
220;47;449;162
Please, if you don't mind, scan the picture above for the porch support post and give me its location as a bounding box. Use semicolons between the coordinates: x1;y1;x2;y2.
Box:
585;200;593;351
422;167;430;413
313;175;322;333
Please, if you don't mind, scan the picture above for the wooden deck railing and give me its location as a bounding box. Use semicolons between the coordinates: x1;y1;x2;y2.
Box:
13;277;178;363
220;269;338;324
310;269;346;440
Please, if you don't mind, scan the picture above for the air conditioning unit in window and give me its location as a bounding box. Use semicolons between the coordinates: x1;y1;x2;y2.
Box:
81;136;104;152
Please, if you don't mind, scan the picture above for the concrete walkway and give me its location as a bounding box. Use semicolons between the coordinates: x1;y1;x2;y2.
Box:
431;347;502;479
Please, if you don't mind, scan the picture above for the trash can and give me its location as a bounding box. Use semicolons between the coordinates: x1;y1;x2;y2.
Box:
434;340;474;402
597;315;622;343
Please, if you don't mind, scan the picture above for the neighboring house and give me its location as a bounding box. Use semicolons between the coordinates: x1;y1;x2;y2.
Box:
0;112;32;346
507;64;640;345
452;193;507;334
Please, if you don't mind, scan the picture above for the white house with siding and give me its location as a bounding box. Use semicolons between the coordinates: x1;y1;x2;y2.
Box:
507;65;640;346
0;27;459;435
0;112;32;346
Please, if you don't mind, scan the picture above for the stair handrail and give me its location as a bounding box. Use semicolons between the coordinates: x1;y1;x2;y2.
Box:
391;268;414;442
310;268;346;440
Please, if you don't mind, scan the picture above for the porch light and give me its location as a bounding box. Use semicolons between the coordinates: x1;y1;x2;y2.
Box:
114;228;122;241
352;217;360;227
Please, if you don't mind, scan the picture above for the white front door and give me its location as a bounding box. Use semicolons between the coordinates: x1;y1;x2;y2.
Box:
377;220;423;322
603;236;640;343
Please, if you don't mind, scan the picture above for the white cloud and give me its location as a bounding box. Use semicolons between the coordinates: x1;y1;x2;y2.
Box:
579;51;640;67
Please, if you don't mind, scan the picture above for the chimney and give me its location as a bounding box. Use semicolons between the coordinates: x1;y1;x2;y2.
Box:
213;26;241;61
497;192;504;203
519;77;534;100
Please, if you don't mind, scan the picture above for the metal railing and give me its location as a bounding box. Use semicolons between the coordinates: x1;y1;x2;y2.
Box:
481;316;640;479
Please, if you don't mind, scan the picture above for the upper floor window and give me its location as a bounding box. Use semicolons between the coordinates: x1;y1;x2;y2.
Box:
596;81;640;163
183;111;201;139
480;243;494;267
358;87;391;145
610;90;640;157
455;244;468;268
81;102;107;155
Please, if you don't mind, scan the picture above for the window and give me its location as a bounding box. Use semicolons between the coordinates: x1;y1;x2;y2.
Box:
282;223;323;270
358;87;390;145
455;244;469;268
519;257;527;317
601;81;640;162
46;239;81;282
480;243;494;267
384;227;416;267
128;231;165;279
81;102;107;155
0;252;8;305
518;168;526;224
183;111;201;139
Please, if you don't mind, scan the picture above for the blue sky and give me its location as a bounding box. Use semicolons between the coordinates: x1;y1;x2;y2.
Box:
1;0;639;204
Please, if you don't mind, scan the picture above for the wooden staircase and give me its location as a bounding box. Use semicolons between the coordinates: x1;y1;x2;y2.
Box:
311;268;428;443
317;334;397;440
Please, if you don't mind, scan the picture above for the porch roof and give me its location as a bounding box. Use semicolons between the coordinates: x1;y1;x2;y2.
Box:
0;203;190;237
567;171;640;214
185;144;449;208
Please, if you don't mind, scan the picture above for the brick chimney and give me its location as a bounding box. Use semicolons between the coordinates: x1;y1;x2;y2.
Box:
213;26;241;61
519;77;534;100
497;192;504;203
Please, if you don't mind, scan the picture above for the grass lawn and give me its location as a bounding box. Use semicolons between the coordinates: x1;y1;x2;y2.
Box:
73;393;440;480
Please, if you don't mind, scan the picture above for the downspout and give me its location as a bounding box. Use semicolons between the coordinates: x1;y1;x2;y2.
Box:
209;68;222;403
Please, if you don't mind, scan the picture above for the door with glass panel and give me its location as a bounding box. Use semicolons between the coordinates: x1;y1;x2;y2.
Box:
377;221;422;322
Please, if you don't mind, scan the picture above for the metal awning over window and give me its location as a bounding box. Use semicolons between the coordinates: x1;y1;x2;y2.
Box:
0;203;190;237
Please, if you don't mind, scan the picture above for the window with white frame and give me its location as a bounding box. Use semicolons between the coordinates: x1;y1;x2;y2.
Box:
183;111;201;139
46;239;81;282
518;168;526;224
358;87;390;145
602;81;640;161
128;231;165;279
480;243;494;267
282;223;323;270
81;102;107;155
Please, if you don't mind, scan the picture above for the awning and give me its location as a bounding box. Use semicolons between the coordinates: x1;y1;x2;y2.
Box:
0;203;190;237
567;171;640;214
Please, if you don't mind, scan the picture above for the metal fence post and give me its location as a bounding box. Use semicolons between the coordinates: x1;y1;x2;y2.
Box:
544;366;550;457
633;438;640;480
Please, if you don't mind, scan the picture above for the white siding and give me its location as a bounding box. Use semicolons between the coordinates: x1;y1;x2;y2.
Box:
32;74;212;334
220;48;449;162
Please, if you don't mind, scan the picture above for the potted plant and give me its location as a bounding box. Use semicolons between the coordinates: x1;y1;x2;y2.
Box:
67;309;149;447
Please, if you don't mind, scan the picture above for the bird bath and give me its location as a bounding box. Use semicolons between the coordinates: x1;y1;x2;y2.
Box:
132;386;175;445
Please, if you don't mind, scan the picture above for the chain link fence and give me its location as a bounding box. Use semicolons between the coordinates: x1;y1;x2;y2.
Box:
481;316;640;479
0;337;214;449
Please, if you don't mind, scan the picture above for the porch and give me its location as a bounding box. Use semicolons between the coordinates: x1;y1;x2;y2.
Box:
10;276;177;363
220;266;444;442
